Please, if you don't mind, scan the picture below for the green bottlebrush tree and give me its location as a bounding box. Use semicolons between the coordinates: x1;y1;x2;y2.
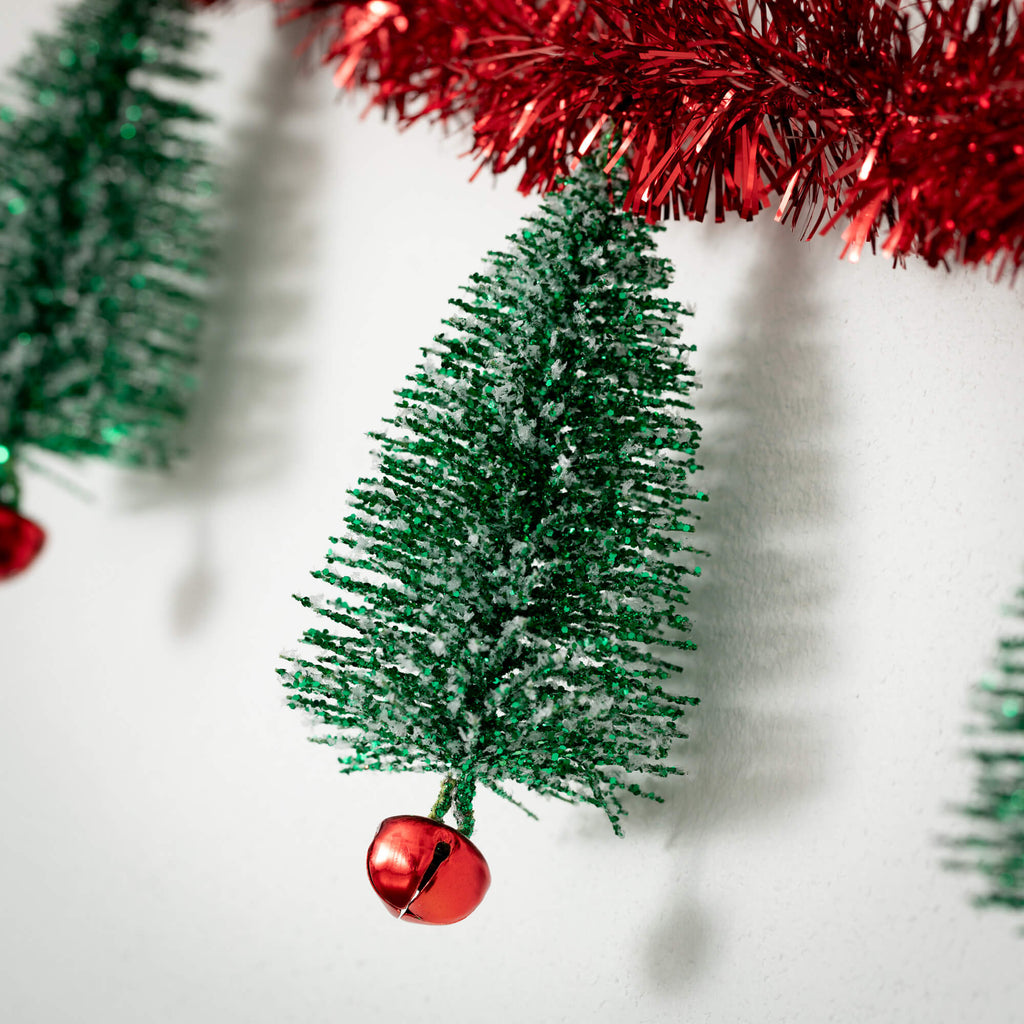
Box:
949;585;1024;919
0;0;211;520
282;162;706;838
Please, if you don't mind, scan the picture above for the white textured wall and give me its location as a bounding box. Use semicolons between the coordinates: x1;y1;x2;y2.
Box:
2;5;1023;1023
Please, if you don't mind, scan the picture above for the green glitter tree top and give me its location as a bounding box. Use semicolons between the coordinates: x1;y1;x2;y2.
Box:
949;584;1024;920
282;162;706;836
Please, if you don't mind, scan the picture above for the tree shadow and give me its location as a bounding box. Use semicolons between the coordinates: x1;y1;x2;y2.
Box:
122;25;326;634
639;229;842;989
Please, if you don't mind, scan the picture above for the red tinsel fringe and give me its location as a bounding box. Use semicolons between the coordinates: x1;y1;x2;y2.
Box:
258;1;1024;272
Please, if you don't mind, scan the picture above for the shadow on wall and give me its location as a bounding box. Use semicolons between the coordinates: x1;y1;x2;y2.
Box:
642;227;842;989
123;25;325;634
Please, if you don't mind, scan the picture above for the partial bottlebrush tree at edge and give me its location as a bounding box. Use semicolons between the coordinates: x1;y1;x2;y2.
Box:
282;159;706;837
0;0;211;560
948;584;1024;921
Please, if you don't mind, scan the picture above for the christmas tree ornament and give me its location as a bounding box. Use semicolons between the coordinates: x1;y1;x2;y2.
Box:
0;503;46;580
947;585;1024;919
269;0;1024;272
0;0;212;575
0;450;44;579
367;812;491;924
282;159;705;921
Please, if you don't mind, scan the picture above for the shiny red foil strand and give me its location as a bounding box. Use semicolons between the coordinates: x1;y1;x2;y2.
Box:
254;1;1024;272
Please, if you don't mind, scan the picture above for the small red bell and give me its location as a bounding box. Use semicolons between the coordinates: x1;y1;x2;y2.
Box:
366;814;490;924
0;504;45;580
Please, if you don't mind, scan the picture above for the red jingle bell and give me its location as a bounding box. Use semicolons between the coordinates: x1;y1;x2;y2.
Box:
0;504;45;580
366;814;490;924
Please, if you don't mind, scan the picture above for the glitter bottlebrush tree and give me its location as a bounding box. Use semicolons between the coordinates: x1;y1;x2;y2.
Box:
948;585;1024;921
0;0;211;578
282;160;706;923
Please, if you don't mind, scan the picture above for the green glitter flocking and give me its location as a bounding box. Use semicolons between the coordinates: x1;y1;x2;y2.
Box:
282;161;707;837
0;0;211;504
946;589;1024;918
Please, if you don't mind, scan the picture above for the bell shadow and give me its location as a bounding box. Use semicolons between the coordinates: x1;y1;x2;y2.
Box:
637;228;842;988
123;25;327;634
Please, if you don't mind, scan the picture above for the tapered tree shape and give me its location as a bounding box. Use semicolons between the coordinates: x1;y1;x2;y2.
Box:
0;0;210;510
283;164;705;835
948;586;1024;919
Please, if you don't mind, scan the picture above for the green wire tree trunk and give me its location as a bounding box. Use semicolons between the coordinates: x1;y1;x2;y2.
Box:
283;163;706;836
0;0;211;510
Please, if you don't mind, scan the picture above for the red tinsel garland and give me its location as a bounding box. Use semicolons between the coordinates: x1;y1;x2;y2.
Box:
262;0;1024;271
